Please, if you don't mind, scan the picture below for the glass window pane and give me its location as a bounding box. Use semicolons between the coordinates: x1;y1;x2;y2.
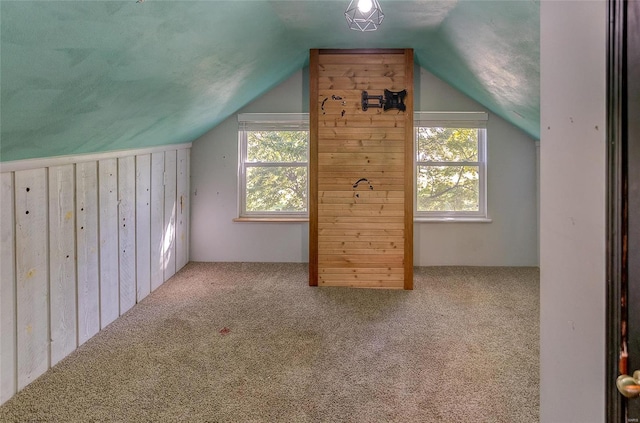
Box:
246;166;308;212
416;127;478;162
247;131;308;163
417;165;479;212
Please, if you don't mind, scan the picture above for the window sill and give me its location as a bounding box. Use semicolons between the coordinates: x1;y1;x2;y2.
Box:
234;217;491;223
414;217;492;223
233;217;309;223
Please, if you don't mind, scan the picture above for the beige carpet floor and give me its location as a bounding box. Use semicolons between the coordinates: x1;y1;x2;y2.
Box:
0;263;539;422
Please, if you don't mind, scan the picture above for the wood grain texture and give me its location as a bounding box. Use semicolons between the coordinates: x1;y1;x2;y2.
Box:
318;76;405;91
14;168;49;390
318;140;404;153
98;159;119;328
48;165;77;366
319;266;404;274
403;49;414;290
312;49;413;289
118;157;136;315
76;161;100;345
0;172;16;404
318;127;405;140
317;64;405;77
135;155;151;302
150;153;164;291
317;53;406;65
163;150;177;281
309;49;319;286
318;279;404;289
176;149;189;271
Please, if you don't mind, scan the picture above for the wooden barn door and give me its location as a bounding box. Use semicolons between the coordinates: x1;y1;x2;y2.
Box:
309;49;413;289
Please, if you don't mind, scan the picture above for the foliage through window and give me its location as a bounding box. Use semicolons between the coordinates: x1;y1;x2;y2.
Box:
238;114;309;218
415;112;488;219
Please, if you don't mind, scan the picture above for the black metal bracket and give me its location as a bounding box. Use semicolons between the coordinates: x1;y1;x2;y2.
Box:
361;89;407;112
383;89;407;111
361;91;384;111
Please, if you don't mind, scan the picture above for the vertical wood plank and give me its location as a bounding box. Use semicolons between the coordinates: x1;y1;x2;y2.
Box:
118;157;136;315
0;172;16;404
76;161;100;345
163;150;177;281
98;159;119;328
14;168;49;390
176;149;189;271
309;49;319;286
184;151;190;269
314;49;411;289
48;165;77;365
135;155;151;302
150;152;164;291
404;49;414;290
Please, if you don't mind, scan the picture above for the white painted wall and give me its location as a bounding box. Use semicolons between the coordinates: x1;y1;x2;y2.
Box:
0;144;191;405
539;1;606;422
414;69;538;266
190;67;538;266
190;71;310;263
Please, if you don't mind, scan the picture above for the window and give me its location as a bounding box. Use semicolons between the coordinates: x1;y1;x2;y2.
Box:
238;114;309;218
414;112;488;220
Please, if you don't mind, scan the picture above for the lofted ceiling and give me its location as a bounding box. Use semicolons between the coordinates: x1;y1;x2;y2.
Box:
0;0;539;162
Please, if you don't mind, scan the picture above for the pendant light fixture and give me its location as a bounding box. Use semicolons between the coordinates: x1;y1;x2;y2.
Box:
345;0;384;31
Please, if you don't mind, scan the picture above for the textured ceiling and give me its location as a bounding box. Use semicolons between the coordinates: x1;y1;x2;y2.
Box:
0;0;539;162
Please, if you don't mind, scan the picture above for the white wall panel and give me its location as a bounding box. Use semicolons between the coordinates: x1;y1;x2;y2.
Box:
176;149;189;270
48;165;77;366
540;2;607;421
0;173;16;404
150;152;164;291
135;155;151;302
0;145;191;404
118;157;136;315
76;161;100;345
163;151;177;281
98;159;119;328
14;168;49;390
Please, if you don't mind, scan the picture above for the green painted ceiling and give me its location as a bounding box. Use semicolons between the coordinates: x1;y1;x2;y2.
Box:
0;0;539;162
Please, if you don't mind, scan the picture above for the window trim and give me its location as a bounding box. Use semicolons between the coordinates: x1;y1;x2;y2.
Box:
237;113;309;219
413;112;489;221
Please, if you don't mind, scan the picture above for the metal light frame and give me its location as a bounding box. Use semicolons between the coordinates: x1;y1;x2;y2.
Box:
345;0;384;32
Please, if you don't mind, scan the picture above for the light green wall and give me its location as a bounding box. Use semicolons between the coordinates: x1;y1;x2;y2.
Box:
1;1;539;162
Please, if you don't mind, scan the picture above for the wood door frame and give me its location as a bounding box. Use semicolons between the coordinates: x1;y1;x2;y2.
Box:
309;49;319;286
606;0;635;421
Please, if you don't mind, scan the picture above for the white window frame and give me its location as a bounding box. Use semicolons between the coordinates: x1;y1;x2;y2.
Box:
237;113;309;219
414;112;489;222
